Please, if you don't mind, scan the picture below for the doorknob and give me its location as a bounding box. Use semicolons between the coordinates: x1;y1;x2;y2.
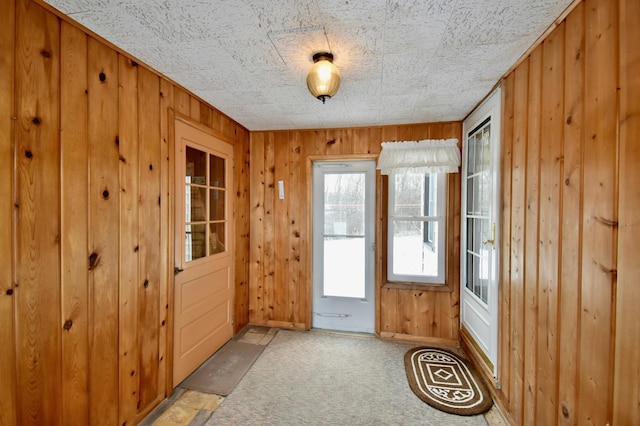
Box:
174;267;184;276
482;223;496;249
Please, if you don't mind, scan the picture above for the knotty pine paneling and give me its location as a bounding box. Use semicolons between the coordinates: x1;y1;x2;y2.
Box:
118;54;140;425
234;125;251;333
579;1;618;424
249;123;462;343
60;21;90;426
498;72;514;406
0;0;17;425
557;5;584;425
87;36;120;425
494;0;638;424
158;77;174;394
613;1;640;425
2;0;251;424
535;23;564;425
15;1;62;424
137;66;162;414
522;44;542;426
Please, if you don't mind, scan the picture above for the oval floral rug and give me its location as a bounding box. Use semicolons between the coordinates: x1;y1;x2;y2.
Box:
404;347;493;416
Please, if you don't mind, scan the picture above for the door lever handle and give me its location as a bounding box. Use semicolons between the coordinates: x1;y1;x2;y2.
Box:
174;267;184;276
482;223;496;249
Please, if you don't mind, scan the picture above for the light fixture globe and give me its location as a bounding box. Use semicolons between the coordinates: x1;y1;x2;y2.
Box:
306;52;341;104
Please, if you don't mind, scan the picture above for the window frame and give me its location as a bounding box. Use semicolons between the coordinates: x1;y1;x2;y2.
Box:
386;172;447;285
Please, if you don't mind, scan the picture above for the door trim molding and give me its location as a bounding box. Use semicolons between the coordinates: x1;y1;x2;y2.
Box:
460;326;515;424
166;109;176;394
175;113;237;145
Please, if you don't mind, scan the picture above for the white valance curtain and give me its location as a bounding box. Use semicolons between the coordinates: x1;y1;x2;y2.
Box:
376;138;460;175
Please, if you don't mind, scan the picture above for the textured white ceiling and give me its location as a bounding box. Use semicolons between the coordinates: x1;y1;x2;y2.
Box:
44;0;573;131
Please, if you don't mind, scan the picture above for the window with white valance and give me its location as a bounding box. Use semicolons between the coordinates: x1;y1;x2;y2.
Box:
378;139;460;285
376;138;461;175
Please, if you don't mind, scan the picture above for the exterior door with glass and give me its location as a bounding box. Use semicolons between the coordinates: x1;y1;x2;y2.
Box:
461;88;501;376
312;161;375;333
173;120;233;385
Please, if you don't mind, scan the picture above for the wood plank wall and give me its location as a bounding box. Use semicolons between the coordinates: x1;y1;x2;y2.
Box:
0;0;17;424
613;0;640;425
249;123;462;344
0;0;251;424
494;0;640;424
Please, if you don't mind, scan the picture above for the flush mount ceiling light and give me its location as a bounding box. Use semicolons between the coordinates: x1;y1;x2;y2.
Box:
306;52;341;104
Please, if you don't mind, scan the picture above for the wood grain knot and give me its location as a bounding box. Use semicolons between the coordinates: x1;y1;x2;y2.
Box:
115;136;120;146
326;139;336;145
102;189;110;199
562;404;569;418
161;320;166;326
5;289;13;296
143;279;149;288
25;150;33;159
595;216;618;227
134;245;139;252
149;164;153;170
99;72;107;82
63;319;73;331
566;115;572;125
31;117;41;125
89;252;100;270
598;264;617;276
40;49;51;58
131;60;138;67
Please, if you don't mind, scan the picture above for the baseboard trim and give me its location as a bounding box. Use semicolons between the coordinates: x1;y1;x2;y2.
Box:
379;332;458;347
251;320;308;330
460;327;515;425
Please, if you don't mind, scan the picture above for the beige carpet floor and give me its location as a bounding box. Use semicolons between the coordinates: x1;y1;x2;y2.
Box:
206;329;490;425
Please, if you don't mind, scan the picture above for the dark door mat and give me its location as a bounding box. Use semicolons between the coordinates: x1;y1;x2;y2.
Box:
179;340;266;396
404;347;493;416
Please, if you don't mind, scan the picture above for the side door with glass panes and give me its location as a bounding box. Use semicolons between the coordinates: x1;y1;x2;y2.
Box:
461;88;501;378
173;119;234;385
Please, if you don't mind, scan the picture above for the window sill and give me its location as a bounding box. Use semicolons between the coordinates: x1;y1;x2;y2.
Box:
382;281;453;292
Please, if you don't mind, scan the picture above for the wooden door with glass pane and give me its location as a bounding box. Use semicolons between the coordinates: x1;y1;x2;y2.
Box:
173;120;233;385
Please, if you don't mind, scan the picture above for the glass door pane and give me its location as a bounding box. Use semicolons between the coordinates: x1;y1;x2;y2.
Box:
465;122;491;304
322;172;365;298
184;146;227;262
